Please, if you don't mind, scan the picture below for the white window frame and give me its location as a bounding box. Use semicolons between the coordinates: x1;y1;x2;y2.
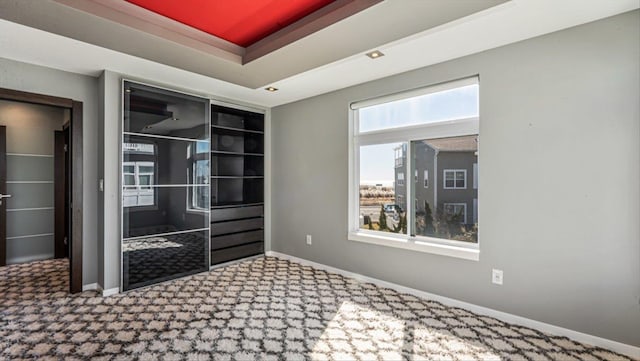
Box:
122;161;156;208
424;170;429;188
444;203;467;224
348;76;479;261
397;172;405;186
443;169;467;189
186;143;209;213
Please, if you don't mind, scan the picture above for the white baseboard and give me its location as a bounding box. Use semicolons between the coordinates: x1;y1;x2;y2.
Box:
266;251;639;359
82;283;99;291
102;287;120;297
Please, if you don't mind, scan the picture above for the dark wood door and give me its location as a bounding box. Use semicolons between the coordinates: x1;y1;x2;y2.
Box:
0;126;6;266
54;130;67;259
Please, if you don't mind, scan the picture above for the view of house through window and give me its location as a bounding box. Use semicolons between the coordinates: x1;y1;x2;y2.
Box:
410;136;478;242
355;78;479;244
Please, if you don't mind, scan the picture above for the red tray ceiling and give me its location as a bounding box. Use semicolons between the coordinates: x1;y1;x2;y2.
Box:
125;0;336;48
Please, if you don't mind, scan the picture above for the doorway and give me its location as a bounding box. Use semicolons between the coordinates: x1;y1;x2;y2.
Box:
0;88;83;293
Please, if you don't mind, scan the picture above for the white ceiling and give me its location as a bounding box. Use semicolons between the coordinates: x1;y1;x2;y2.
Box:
0;0;638;108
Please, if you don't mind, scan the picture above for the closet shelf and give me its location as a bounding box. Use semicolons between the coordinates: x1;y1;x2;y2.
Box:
211;150;264;156
212;125;264;135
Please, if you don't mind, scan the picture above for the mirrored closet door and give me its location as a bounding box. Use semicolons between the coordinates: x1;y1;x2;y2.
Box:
122;81;210;291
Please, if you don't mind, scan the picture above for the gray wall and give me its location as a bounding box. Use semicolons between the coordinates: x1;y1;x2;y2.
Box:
0;57;100;285
271;10;640;346
98;70;121;291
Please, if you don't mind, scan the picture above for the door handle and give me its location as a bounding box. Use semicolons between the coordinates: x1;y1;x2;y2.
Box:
0;193;11;206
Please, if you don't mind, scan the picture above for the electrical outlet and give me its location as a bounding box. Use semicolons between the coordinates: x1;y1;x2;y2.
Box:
492;269;503;285
306;235;312;245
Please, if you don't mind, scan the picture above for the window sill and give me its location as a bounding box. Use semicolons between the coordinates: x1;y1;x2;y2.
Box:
348;231;479;261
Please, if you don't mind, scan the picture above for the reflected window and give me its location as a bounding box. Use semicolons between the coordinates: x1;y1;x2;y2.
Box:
123;142;156;208
122;80;210;292
187;142;209;211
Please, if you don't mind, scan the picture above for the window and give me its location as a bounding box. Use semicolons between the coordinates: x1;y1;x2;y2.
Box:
123;142;157;208
122;161;156;207
394;145;404;167
187;142;209;211
349;77;479;260
444;203;467;224
444;169;467;189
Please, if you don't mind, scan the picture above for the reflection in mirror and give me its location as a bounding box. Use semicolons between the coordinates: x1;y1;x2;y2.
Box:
122;186;208;238
188;142;209;211
124;83;208;139
123;142;156;207
123;135;209;186
122;231;208;290
122;81;210;291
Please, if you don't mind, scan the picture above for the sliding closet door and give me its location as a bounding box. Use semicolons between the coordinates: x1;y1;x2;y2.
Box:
122;81;210;291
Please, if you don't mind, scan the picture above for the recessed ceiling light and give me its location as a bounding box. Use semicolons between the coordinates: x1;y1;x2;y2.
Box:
366;50;384;59
265;86;278;92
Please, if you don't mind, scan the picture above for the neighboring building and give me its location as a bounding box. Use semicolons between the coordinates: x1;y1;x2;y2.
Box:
394;135;478;226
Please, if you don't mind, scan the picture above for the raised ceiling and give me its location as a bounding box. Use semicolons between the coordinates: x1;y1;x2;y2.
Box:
0;0;637;107
0;0;506;88
125;0;336;47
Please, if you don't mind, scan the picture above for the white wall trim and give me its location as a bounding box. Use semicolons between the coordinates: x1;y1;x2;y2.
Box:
82;283;99;292
102;287;120;297
265;251;640;359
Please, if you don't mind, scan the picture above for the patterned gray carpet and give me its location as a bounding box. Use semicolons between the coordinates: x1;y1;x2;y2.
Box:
0;257;633;360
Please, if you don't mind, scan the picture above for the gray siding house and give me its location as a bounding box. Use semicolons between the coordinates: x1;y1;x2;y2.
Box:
394;135;478;227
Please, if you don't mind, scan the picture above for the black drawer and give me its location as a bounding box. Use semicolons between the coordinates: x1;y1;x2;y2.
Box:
211;230;263;250
211;242;263;265
211;206;263;222
210;218;263;236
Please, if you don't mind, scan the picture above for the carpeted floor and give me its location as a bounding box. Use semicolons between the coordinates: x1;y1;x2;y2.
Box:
0;257;633;361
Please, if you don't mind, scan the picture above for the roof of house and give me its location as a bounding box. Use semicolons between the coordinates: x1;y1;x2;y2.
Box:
424;135;478;152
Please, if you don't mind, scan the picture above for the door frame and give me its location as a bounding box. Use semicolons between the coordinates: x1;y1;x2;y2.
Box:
54;129;67;259
0;87;83;294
